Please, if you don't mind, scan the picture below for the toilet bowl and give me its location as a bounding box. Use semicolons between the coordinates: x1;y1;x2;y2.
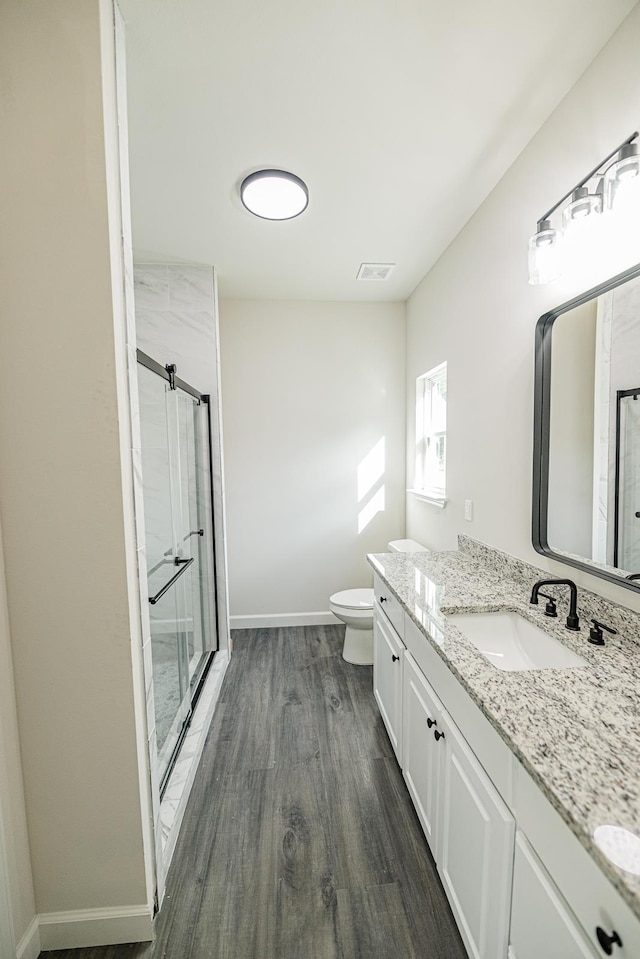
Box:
329;588;375;665
331;539;429;665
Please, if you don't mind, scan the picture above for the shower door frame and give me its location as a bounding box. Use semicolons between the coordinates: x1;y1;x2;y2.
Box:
137;349;219;793
613;386;640;570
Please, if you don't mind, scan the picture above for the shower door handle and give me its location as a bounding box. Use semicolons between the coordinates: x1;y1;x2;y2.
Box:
148;557;194;605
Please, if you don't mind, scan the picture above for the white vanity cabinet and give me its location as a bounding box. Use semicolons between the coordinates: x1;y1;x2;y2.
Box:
373;609;404;760
403;649;514;959
402;650;443;852
510;832;600;959
372;575;405;762
438;708;514;959
371;570;640;959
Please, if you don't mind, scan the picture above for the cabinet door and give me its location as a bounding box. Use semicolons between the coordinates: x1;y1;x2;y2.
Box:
373;611;404;761
510;832;599;959
438;712;515;959
402;651;443;856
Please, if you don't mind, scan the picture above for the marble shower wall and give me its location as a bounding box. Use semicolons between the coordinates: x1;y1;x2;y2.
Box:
133;263;230;654
595;276;640;570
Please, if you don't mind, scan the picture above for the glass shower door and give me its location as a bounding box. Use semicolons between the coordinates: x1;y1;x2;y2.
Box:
174;386;217;692
138;355;217;788
615;389;640;573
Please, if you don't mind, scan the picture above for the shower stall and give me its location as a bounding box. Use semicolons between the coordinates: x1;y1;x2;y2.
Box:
137;350;218;790
614;388;640;574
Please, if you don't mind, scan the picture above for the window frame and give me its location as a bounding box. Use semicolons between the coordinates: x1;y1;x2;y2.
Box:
410;361;448;507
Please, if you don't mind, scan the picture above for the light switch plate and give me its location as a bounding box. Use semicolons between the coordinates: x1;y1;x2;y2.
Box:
464;499;473;522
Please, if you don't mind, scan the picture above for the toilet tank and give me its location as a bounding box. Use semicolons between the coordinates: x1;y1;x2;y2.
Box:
387;539;429;552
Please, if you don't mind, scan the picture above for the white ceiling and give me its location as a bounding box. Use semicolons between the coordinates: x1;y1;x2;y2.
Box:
118;0;637;302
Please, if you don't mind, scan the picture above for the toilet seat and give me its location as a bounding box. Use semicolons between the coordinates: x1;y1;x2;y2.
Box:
330;588;374;610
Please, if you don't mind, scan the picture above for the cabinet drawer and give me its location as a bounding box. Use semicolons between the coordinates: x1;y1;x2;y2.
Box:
373;572;404;637
513;762;640;957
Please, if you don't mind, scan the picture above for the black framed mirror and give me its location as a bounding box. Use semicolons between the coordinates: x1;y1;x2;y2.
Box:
533;262;640;592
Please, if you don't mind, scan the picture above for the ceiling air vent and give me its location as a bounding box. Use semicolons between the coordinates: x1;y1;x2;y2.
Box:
356;263;395;281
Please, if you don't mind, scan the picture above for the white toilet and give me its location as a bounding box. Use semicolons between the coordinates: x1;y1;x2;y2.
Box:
330;539;429;665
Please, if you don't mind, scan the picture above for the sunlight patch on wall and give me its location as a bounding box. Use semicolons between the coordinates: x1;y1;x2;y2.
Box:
357;438;386;534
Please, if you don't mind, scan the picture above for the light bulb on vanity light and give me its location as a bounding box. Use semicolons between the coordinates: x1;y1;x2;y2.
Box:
605;142;640;208
561;186;604;281
604;142;640;269
527;219;562;285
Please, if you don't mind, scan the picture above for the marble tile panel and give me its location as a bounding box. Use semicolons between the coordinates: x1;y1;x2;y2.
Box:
159;651;229;865
130;449;146;547
168;264;214;310
134;266;170;311
142;638;154;696
136;310;215;395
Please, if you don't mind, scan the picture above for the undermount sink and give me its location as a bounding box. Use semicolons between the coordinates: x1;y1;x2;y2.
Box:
447;610;587;672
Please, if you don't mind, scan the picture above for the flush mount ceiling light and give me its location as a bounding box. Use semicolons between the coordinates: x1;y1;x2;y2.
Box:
240;169;309;221
528;131;640;285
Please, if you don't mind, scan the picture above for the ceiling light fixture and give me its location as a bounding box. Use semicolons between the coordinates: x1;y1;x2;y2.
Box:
240;169;309;221
528;131;640;285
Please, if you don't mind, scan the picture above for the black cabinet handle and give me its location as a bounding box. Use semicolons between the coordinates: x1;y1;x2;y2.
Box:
392;654;400;662
434;729;445;742
596;927;623;954
380;596;387;603
427;718;436;729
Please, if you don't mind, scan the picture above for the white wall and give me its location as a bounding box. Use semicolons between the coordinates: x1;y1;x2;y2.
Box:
548;300;597;557
405;0;640;613
0;0;152;946
0;520;36;954
219;299;406;620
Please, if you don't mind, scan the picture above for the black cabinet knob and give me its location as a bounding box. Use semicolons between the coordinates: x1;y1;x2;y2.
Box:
596;927;623;954
380;596;387;603
427;717;436;729
392;654;400;662
434;729;445;742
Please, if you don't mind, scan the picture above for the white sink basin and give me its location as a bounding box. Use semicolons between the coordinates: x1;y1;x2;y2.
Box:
447;611;587;672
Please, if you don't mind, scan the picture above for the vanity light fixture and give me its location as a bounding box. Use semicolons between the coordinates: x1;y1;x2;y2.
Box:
240;169;309;221
528;131;639;285
605;141;640;210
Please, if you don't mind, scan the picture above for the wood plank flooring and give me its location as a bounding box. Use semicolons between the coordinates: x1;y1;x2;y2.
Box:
44;625;467;959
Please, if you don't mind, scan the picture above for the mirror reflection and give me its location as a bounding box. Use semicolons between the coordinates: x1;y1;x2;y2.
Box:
548;272;640;581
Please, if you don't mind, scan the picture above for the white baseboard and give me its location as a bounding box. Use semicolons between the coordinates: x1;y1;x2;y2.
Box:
230;611;340;629
16;916;40;959
38;904;153;951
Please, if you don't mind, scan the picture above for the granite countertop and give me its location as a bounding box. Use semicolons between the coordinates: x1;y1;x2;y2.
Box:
367;543;640;920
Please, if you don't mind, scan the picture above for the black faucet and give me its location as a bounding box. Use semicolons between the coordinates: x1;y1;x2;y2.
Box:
625;573;640;582
530;578;580;631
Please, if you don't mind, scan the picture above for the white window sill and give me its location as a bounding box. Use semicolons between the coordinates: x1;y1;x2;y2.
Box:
407;489;447;508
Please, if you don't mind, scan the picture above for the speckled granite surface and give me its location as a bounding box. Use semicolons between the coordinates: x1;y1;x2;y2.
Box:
367;537;640;920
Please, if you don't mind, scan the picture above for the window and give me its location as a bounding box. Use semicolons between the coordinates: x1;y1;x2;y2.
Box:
413;362;447;504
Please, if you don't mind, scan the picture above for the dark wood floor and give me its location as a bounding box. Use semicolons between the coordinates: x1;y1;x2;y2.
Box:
45;626;467;959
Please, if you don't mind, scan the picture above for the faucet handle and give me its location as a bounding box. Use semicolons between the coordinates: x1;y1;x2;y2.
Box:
588;619;618;646
536;591;558;618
